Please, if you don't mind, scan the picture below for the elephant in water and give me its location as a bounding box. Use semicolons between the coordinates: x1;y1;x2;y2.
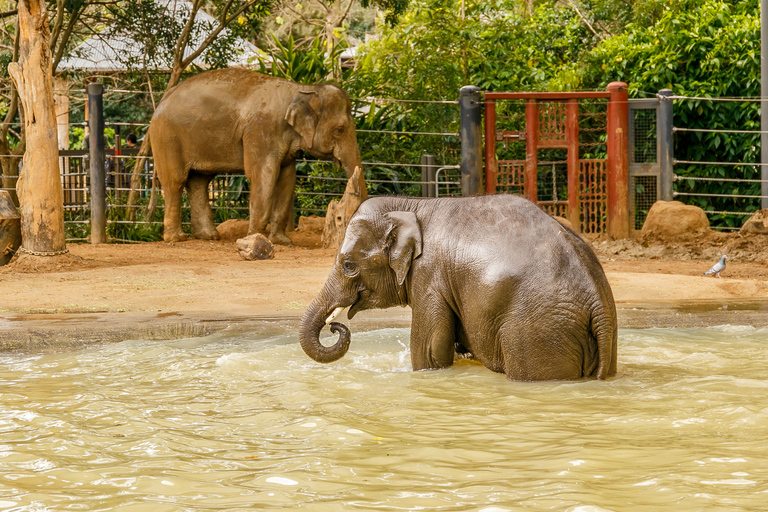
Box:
299;195;618;381
148;68;362;244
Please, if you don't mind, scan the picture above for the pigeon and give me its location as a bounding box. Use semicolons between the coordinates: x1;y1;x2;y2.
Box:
703;255;727;278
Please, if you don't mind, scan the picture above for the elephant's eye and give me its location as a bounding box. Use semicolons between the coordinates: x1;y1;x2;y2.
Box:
334;126;345;137
342;260;359;277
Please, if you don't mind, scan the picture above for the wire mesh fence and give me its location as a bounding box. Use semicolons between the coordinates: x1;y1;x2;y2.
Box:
668;94;768;231
0;112;463;242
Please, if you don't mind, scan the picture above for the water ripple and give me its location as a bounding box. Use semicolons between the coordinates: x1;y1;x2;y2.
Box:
2;326;768;510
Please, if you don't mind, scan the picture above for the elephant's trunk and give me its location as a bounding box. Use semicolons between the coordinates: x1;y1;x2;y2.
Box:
338;132;362;179
299;289;352;363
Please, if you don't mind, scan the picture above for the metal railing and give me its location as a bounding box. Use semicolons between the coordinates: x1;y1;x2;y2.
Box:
664;93;768;230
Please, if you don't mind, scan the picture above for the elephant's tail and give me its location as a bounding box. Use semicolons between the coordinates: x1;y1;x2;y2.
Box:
591;295;618;380
145;169;158;223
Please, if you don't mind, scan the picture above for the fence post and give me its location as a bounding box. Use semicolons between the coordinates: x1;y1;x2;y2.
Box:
658;89;674;201
606;82;629;239
421;154;437;198
88;82;107;244
459;85;483;196
484;98;497;194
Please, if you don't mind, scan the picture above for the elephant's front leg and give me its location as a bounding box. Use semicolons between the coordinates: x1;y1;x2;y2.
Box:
410;297;457;370
268;161;297;246
245;151;282;241
186;172;219;240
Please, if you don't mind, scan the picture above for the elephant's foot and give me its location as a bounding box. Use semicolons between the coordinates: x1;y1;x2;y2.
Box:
268;231;293;246
191;228;221;241
164;230;188;242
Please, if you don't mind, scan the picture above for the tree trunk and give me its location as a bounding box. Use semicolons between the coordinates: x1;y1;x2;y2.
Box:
322;166;367;249
7;0;67;255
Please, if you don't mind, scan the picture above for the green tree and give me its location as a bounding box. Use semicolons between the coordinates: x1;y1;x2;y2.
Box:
566;0;761;227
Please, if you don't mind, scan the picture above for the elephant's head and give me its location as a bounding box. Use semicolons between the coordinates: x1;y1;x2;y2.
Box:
285;85;362;178
299;209;423;363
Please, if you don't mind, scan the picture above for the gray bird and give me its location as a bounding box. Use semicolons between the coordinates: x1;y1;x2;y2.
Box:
703;255;727;278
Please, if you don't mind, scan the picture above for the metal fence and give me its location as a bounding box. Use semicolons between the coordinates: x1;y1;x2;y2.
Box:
0;110;462;242
627;91;768;232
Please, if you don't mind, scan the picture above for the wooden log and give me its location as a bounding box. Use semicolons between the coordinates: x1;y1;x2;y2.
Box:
0;190;21;266
322;167;367;249
236;233;274;260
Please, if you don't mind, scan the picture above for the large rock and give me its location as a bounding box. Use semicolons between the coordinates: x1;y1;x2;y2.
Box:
739;209;768;235
640;200;710;242
236;233;274;260
0;190;21;266
216;219;249;241
322;167;367;249
297;215;325;234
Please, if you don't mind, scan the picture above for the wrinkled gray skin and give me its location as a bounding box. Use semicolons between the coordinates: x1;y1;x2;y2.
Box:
149;68;362;244
300;195;618;381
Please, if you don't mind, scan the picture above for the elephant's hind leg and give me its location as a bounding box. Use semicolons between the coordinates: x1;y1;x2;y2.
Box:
161;180;187;242
186;172;220;240
500;322;585;381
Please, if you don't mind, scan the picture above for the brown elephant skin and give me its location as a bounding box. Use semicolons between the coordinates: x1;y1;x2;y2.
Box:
299;195;618;381
148;69;362;243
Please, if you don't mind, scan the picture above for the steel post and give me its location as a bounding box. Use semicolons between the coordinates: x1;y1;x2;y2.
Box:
658;89;674;201
421;154;437;198
606;82;629;239
88;83;107;244
459;86;483;196
762;0;768;208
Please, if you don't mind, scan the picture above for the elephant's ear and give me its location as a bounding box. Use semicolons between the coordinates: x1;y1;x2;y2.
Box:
285;91;321;149
384;211;423;287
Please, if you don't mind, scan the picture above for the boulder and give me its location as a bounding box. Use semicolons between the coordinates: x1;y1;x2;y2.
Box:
640;200;710;242
0;190;21;266
236;233;274;260
739;209;768;235
297;215;325;234
216;219;249;241
322;166;368;249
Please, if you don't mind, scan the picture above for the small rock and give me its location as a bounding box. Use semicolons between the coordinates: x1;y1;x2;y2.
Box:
236;233;274;260
553;216;574;230
739;209;768;235
217;219;250;241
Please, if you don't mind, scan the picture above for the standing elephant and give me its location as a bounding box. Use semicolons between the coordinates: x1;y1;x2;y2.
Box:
299;195;618;381
148;68;362;244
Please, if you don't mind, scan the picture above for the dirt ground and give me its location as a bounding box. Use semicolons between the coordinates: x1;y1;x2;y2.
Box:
1;227;767;350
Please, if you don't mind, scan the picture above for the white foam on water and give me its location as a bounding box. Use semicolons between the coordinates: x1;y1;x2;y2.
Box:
701;479;756;486
566;506;616;512
266;476;298;486
0;501;17;508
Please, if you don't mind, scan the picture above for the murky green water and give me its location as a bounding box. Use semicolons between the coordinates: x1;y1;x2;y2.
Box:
2;324;768;511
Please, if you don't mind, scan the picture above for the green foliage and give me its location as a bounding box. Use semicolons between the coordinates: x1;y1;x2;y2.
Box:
257;34;347;83
566;0;761;227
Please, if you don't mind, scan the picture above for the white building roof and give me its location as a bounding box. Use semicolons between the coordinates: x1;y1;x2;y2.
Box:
58;0;264;73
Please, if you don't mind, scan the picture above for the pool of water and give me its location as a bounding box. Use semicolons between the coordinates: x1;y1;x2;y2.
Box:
2;324;768;511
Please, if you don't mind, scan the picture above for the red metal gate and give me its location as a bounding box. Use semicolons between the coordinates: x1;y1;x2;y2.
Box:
483;83;629;237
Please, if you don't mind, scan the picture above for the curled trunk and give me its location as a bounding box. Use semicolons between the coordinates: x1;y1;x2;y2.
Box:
299;296;352;363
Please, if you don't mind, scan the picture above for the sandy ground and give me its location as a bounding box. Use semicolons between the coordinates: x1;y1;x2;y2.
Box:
1;229;767;350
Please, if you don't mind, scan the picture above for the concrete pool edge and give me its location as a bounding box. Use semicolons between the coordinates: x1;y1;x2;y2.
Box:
1;300;767;351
